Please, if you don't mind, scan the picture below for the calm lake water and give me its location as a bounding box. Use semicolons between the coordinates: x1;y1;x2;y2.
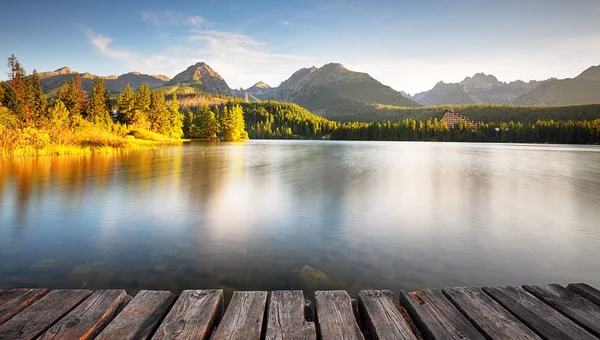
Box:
1;141;599;297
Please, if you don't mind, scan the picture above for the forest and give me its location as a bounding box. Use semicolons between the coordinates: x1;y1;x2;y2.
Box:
181;101;337;140
331;119;600;144
357;103;600;123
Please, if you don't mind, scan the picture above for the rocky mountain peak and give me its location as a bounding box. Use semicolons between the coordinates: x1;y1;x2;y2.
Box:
461;72;500;87
54;67;72;74
252;81;271;89
168;61;231;95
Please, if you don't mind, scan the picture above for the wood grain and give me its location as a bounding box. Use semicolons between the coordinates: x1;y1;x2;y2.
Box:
96;290;175;340
265;290;316;340
567;283;600;307
483;285;596;340
315;290;364;340
523;284;600;337
358;290;418;340
0;289;48;326
152;289;223;340
443;286;540;340
0;289;91;340
211;291;267;340
399;289;484;340
40;289;129;340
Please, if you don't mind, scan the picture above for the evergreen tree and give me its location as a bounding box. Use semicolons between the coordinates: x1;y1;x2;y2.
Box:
194;105;219;139
117;83;136;124
6;54;26;119
134;83;152;128
28;70;47;122
87;77;110;124
221;104;248;141
167;94;183;138
57;75;86;124
148;90;169;134
48;99;70;127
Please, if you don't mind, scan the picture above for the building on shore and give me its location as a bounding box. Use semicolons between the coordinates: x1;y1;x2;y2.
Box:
441;109;476;129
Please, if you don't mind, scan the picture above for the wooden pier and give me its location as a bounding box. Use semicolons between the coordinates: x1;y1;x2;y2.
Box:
0;283;599;339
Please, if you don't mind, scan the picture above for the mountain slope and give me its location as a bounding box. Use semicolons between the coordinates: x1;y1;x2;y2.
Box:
515;65;600;106
167;62;232;95
413;73;539;105
248;63;420;118
38;67;168;95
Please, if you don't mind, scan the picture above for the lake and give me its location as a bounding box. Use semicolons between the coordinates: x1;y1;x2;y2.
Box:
1;141;599;297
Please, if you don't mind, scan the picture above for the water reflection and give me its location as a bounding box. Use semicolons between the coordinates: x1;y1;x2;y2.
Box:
1;141;599;297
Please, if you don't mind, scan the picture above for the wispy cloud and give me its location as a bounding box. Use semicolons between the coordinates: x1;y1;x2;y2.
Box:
141;10;205;28
282;21;292;26
186;16;204;27
85;27;309;87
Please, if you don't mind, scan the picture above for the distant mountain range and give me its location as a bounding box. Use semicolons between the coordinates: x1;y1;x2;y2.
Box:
38;67;168;96
410;65;600;106
411;73;540;106
37;61;600;118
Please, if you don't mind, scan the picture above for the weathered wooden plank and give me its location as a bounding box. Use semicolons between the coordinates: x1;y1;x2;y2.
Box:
523;284;600;337
265;290;316;340
315;291;362;340
358;290;418;340
0;289;48;326
483;285;596;340
567;283;600;307
0;289;91;340
40;289;129;340
211;291;267;340
152;289;223;340
443;286;541;340
399;289;484;340
315;290;364;340
96;290;175;340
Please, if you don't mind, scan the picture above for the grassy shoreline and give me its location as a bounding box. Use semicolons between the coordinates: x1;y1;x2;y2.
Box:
0;125;187;159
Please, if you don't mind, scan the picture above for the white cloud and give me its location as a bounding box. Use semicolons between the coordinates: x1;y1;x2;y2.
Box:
86;28;309;87
282;21;291;26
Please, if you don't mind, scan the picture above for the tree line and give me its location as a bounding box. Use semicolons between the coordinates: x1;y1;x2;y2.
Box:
182;103;248;141
181;101;336;140
362;103;600;123
330;118;600;144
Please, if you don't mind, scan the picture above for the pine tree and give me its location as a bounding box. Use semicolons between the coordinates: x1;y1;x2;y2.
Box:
167;94;183;138
148;90;169;134
87;77;109;124
29;70;47;122
134;83;151;129
6;55;26;119
221;104;248;141
48;99;70;127
194;105;219;139
117;83;135;124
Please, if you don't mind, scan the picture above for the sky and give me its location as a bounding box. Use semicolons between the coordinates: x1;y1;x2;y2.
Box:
1;0;600;94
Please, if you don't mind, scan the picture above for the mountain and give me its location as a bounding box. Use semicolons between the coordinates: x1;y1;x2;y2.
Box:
167;62;232;95
515;65;600;106
38;67;169;95
413;72;539;105
247;63;419;118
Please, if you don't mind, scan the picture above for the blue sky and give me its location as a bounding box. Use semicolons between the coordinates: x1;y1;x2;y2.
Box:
1;0;599;94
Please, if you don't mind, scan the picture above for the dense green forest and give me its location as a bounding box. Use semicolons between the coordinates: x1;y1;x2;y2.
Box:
331;118;600;144
347;103;600;123
181;101;337;139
